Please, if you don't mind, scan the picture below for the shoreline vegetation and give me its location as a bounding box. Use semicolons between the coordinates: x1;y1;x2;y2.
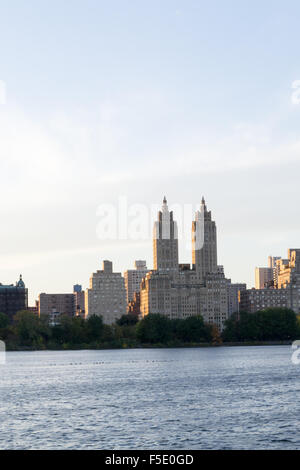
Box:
0;307;299;352
5;340;293;352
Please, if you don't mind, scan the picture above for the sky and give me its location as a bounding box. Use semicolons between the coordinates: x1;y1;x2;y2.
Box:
1;0;300;304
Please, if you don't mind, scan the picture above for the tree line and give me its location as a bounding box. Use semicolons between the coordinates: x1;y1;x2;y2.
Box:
222;308;300;342
0;307;299;350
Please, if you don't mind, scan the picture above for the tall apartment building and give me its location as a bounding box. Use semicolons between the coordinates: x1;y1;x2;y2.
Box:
0;275;28;321
140;197;232;331
124;260;149;304
39;293;75;317
85;260;127;324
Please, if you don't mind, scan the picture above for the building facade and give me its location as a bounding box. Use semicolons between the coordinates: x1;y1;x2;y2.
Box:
124;260;149;305
39;293;75;317
255;267;274;289
239;288;288;313
85;260;127;324
268;256;281;269
227;282;247;315
128;292;141;316
241;249;300;314
0;275;28;321
73;284;85;317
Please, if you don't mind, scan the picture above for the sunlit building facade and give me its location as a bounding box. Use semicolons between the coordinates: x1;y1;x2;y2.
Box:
39;293;75;317
85;260;127;324
124;260;149;304
241;249;300;314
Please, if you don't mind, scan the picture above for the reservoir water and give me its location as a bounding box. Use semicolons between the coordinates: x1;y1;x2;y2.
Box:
0;346;299;449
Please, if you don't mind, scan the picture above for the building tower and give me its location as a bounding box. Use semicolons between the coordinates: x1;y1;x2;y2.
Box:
192;197;217;281
153;197;178;272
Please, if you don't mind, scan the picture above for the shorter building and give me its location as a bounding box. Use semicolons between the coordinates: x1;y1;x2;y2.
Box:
268;256;281;269
48;311;62;327
124;261;149;305
85;260;127;324
0;275;28;321
128;292;141;316
27;300;39;316
241;250;300;314
239;288;288;313
255;256;282;290
39;293;75;317
227;282;247;315
255;267;274;289
73;285;85;317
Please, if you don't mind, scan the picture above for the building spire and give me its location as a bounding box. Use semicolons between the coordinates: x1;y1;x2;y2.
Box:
162;196;169;213
200;196;207;213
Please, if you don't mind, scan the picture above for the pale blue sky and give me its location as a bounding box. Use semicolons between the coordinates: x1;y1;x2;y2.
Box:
1;0;300;303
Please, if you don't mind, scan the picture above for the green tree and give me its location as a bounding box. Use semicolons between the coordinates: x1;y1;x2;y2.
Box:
102;324;114;343
258;308;298;341
85;315;104;342
13;311;46;347
136;314;172;344
222;308;299;342
177;315;212;343
0;313;9;329
52;315;87;346
116;314;139;326
222;313;239;342
238;312;261;341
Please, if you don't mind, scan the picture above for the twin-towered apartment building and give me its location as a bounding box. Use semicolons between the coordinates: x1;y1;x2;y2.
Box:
139;197;237;331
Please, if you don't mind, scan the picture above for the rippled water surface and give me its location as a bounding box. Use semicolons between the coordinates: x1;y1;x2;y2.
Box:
0;346;299;449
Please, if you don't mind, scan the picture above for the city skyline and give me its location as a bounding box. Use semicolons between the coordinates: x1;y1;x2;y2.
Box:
1;1;300;303
0;195;297;305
